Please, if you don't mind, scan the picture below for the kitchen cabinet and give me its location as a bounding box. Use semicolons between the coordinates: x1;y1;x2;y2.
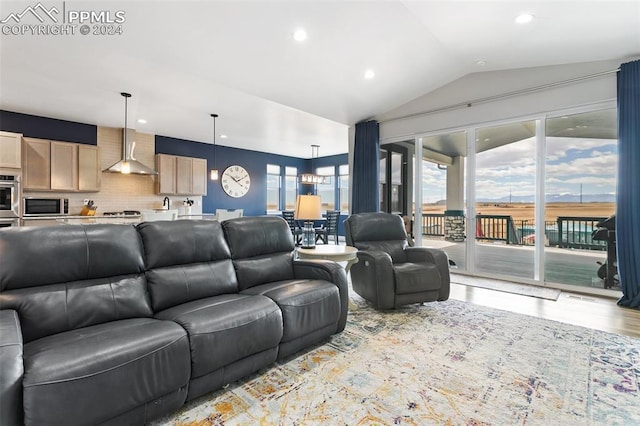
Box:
156;154;177;194
51;141;78;191
156;154;207;196
23;138;51;190
0;131;22;169
22;138;101;192
176;156;192;195
78;145;101;191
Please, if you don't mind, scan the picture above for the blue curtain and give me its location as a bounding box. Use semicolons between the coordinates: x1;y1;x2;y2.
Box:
616;60;640;309
352;120;380;213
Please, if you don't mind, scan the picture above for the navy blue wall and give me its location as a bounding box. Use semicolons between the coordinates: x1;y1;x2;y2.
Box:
0;110;97;145
156;135;308;216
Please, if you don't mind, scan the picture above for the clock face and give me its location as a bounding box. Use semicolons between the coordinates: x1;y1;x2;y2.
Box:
221;165;251;198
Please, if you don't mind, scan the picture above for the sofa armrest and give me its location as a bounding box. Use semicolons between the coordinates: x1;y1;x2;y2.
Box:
1;310;24;426
293;260;349;332
405;247;450;301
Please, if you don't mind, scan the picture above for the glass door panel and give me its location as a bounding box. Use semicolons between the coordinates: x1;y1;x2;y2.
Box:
544;109;619;292
474;120;537;280
420;131;467;271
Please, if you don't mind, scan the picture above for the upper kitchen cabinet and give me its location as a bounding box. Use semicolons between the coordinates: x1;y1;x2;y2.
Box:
156;154;207;196
78;145;101;192
50;141;78;191
23;138;101;192
0;131;22;169
23;137;51;190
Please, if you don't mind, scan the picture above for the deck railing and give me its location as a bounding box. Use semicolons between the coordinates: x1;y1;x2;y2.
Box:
420;213;607;250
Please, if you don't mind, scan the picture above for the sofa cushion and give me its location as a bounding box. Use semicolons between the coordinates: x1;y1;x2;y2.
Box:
393;263;442;294
137;220;239;311
223;217;295;290
22;318;190;426
155;294;283;378
0;275;152;343
241;280;341;342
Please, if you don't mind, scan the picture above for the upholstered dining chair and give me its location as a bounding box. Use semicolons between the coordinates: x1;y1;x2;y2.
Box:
344;212;450;309
316;210;341;244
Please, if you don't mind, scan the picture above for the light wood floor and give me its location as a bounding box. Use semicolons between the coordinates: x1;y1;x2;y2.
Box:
449;282;640;338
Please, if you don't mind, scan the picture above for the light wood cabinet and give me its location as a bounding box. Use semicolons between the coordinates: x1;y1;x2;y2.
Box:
22;138;100;192
78;145;101;192
156;154;207;196
192;158;207;196
0;131;22;168
156;154;177;194
51;141;78;191
23;138;51;190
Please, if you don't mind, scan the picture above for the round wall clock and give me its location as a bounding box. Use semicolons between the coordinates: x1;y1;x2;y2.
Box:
221;165;251;198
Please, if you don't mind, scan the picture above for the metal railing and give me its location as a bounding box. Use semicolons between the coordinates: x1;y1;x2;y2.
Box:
420;213;608;250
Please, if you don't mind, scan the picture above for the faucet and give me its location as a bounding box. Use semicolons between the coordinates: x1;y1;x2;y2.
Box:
163;197;170;210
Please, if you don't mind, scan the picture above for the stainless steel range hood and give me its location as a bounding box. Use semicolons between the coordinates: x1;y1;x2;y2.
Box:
103;128;157;175
103;92;157;175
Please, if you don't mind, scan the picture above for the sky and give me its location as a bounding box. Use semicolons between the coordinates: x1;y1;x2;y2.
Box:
421;136;618;204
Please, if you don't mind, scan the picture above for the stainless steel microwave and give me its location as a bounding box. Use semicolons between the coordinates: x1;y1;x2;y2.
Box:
23;197;69;216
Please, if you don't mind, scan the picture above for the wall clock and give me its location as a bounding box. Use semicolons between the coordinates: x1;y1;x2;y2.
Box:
221;165;251;198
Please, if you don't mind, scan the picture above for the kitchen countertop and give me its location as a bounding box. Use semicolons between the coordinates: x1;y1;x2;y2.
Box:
22;214;141;220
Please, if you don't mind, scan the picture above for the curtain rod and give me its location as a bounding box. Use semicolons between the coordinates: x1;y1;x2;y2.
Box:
378;68;620;125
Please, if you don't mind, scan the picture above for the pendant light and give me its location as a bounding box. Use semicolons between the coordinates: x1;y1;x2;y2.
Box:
210;113;219;180
299;144;328;184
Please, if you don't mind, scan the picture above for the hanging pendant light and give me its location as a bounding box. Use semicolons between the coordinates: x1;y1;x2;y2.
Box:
210;113;219;180
299;144;328;184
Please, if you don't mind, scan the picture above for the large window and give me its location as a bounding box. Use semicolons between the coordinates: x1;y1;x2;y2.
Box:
316;166;335;210
285;166;298;210
266;164;280;212
338;164;349;213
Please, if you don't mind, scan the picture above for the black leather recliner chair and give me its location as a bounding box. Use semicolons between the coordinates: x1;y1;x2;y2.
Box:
344;212;450;309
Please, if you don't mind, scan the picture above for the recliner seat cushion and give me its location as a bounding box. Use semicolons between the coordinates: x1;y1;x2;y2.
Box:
393;263;442;294
22;318;190;426
155;294;283;378
241;280;341;342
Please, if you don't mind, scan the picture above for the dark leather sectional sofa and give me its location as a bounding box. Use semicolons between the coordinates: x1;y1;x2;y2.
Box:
0;216;348;425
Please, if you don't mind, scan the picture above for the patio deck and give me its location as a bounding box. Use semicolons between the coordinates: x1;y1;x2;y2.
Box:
422;237;619;292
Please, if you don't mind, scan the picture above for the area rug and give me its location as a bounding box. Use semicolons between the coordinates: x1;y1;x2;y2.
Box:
152;295;639;425
451;273;562;301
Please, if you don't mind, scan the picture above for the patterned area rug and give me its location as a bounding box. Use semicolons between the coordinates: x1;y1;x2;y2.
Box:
153;294;639;425
451;274;562;301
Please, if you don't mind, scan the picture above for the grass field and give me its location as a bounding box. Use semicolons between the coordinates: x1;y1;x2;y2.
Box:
422;202;615;223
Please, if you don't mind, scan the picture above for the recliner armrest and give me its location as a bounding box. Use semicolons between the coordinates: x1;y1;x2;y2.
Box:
405;247;450;300
0;309;24;426
293;260;349;332
353;250;396;309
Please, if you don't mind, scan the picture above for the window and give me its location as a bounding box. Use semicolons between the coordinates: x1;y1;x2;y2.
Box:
266;164;280;212
316;166;335;210
285;166;298;210
379;150;387;212
338;164;349;213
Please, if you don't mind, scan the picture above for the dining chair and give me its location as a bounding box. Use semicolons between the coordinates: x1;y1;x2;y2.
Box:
316;210;340;244
215;209;243;222
282;210;302;245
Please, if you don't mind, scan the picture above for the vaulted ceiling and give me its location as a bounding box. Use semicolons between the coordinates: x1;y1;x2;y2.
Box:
1;1;638;158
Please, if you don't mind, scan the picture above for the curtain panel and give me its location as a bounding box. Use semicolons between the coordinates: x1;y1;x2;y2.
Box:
616;59;640;309
352;120;380;214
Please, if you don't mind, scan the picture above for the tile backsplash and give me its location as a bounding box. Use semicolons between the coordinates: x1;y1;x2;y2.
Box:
22;126;202;215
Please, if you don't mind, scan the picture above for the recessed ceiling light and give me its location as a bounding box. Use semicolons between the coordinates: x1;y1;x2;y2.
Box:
293;29;307;42
220;134;228;139
137;119;147;124
364;69;375;79
515;13;534;24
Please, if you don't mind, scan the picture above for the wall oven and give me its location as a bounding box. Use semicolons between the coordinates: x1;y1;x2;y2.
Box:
23;197;69;216
0;174;20;219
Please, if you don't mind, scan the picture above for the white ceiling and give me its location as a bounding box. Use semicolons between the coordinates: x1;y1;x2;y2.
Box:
1;1;639;158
